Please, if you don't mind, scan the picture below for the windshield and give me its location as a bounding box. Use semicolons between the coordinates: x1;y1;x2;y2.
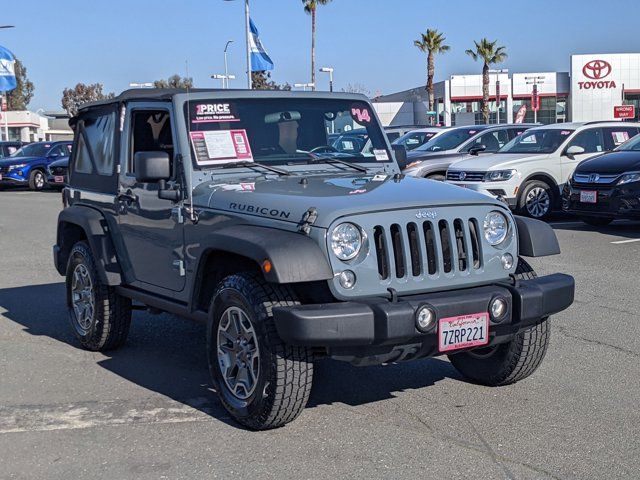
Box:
393;130;439;150
11;143;52;158
185;98;390;168
498;129;574;154
616;134;640;151
414;128;481;152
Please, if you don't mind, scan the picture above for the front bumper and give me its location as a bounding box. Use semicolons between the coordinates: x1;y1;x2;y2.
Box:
562;181;640;219
274;274;574;354
46;173;68;187
0;172;28;185
447;180;519;207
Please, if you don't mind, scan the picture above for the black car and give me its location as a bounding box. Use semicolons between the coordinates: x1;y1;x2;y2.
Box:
46;157;69;189
562;134;640;226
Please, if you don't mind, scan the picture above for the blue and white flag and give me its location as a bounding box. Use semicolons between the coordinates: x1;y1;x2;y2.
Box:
0;45;16;92
249;18;274;71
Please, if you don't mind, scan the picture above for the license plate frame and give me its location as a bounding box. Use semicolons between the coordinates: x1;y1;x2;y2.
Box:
54;176;64;183
438;312;489;353
580;190;597;204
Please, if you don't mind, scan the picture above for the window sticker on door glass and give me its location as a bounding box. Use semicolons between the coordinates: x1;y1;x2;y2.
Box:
612;131;630;145
189;130;253;166
561;131;572;135
192;103;239;123
373;149;389;161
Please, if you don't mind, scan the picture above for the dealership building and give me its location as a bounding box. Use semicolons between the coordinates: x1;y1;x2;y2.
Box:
373;53;640;126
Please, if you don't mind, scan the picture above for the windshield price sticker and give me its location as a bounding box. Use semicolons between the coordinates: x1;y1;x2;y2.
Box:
190;129;253;166
373;149;389;161
612;131;630;145
192;103;239;123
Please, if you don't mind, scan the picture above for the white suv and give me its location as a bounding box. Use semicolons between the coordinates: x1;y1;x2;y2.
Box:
446;122;640;218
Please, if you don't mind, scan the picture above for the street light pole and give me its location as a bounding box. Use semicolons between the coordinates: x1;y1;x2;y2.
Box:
489;69;508;124
319;67;334;92
525;75;546;124
224;40;234;89
244;0;252;89
1;25;15;140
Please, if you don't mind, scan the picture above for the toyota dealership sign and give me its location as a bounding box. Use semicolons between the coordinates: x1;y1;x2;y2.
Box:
578;60;616;89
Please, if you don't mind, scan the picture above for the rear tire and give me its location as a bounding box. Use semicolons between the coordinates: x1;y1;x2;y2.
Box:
448;259;550;386
518;180;554;219
28;169;46;191
65;241;132;351
579;216;613;227
207;272;314;430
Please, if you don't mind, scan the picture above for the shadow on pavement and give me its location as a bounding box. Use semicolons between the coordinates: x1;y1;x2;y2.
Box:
550;218;640;239
0;282;461;427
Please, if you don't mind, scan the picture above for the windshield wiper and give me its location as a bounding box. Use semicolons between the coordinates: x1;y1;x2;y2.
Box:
218;160;291;176
306;156;369;173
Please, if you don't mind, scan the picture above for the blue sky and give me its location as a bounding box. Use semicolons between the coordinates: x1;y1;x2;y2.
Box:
4;0;640;111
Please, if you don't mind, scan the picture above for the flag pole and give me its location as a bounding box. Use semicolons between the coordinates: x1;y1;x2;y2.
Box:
3;93;7;141
244;0;252;89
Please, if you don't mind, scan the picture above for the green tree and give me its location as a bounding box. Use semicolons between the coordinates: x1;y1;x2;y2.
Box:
61;83;115;117
6;58;35;111
465;38;507;124
302;0;332;91
251;71;291;90
414;29;450;124
153;75;193;89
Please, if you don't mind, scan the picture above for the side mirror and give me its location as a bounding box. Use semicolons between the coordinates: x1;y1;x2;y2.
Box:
134;151;171;183
468;144;487;156
565;145;586;157
392;144;408;170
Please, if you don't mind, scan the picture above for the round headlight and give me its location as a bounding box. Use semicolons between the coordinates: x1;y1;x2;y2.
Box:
330;223;362;261
483;211;509;246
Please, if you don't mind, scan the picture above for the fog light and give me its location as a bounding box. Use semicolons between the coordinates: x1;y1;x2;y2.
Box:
501;253;514;270
490;297;508;320
416;305;436;332
338;270;356;289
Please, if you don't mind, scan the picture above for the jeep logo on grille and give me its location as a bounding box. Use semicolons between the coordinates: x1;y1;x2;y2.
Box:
416;210;438;219
589;173;600;183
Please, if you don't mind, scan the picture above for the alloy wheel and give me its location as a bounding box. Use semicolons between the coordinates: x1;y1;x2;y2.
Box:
525;186;550;218
35;171;45;189
217;306;261;400
71;264;94;333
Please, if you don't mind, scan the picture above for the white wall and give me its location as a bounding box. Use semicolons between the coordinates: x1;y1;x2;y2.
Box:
372;101;416;126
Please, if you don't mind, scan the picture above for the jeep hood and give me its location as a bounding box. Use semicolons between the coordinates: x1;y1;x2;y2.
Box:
192;173;506;228
449;152;549;171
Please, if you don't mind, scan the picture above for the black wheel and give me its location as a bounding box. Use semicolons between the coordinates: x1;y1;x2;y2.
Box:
207;273;314;430
518;180;554;219
448;258;550;386
579;216;613;227
425;173;446;181
28;169;46;191
65;241;132;351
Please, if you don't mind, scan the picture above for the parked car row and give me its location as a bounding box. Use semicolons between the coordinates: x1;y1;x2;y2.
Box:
0;141;72;191
391;121;640;223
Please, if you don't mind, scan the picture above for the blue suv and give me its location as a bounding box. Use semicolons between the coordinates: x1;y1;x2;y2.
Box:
0;141;73;191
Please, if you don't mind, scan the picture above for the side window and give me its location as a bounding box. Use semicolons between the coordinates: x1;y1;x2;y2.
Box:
83;113;117;175
128;110;174;175
74;135;93;174
603;127;639;150
509;128;528;139
48;145;66;158
566;129;604;154
471;130;509;152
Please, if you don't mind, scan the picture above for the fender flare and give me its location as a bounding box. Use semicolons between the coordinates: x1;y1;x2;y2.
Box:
198;225;333;284
55;206;123;285
514;215;560;257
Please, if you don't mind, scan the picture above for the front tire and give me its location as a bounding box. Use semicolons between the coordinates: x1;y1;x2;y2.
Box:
518;180;554;219
448;259;550;386
28;169;46;191
579;216;613;227
207;273;314;430
65;241;132;351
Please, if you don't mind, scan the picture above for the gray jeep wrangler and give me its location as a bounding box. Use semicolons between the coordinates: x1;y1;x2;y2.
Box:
53;89;574;430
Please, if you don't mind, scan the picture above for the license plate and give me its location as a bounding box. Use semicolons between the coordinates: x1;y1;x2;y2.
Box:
580;190;597;203
438;312;489;353
54;176;64;183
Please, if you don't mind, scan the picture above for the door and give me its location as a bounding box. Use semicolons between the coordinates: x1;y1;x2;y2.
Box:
560;128;605;180
117;103;186;292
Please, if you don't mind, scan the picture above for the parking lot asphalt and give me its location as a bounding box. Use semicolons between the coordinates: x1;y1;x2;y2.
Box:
1;189;639;480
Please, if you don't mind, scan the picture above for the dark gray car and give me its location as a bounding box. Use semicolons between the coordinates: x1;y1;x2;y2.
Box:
404;124;537;180
53;89;573;430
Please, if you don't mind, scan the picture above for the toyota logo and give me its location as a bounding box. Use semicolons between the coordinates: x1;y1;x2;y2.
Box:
582;60;612;80
459;172;467;181
589;173;600;183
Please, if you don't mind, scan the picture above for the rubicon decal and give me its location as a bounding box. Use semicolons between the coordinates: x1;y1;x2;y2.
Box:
229;202;291;219
578;60;616;90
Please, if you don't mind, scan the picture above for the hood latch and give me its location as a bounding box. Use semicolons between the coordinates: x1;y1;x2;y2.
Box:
298;207;318;235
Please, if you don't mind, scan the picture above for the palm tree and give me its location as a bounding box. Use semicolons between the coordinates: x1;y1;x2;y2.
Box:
465;38;507;124
414;29;450;124
302;0;332;91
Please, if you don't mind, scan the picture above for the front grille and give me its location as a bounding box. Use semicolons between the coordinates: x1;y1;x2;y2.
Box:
0;166;10;175
446;170;486;182
50;166;68;176
573;173;619;184
373;218;482;279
